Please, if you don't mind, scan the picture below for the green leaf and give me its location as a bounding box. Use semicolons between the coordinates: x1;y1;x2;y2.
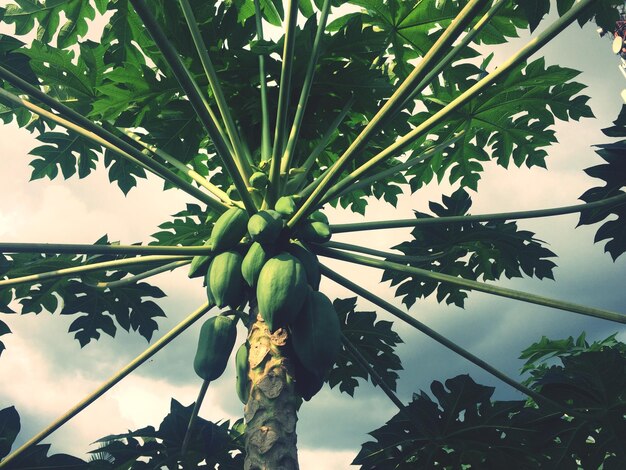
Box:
29;131;99;180
1;241;168;347
93;398;245;468
150;204;215;247
3;0;98;48
103;147;146;195
382;188;557;308
408;58;593;190
0;406;20;460
327;297;403;396
578;106;626;260
0;407;86;468
61;280;166;347
531;350;626;468
354;374;541;468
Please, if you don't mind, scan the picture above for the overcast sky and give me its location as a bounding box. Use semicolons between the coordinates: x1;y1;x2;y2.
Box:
1;2;626;468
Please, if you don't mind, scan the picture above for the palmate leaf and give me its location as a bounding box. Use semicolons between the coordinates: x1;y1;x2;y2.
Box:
529;350;626;469
29;131;99;180
578;105;626;260
101;0;156;66
92;398;245;469
137;100;207;166
341;0;527;80
61;280;166;347
356;336;626;469
0;34;42;129
354;375;544;469
0;406;87;468
3;0;107;49
408;58;593;191
20;40;105;112
0;238;168;347
0;319;10;357
150;203;215;247
327;297;403;396
382;188;557;308
513;0;623;32
102;147;147;195
91;62;179;125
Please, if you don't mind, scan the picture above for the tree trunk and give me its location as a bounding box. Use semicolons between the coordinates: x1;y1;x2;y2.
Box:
244;314;300;470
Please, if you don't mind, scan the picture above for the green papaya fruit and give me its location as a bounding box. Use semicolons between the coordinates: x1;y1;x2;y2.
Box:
286;242;321;290
188;238;213;279
275;195;298;217
256;253;308;331
235;342;250;404
207;251;245;308
211;207;249;251
247;210;283;245
241;241;271;288
227;186;241;201
249;171;268;190
193;315;238;381
309;210;329;225
299;219;331;243
293;355;324;401
291;290;341;377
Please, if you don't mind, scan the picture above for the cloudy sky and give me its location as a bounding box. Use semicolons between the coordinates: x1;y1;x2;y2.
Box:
1;2;626;468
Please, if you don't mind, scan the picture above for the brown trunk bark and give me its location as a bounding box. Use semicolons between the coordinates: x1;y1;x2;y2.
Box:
244;314;300;470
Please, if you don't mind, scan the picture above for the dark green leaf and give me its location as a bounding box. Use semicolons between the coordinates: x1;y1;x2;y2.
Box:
0;406;20;460
327;297;403;396
29;131;99;180
578;106;626;260
383;188;557;308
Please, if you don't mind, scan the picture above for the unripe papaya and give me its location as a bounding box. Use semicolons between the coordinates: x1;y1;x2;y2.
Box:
256;253;308;331
207;251;245;308
188;238;213;279
299;219;331;243
286;242;321;290
249;171;268;190
309;210;329;225
211;207;249;251
227;186;241;201
241;242;271;288
235;342;250;404
247;210;283;245
294;356;324;401
193;315;237;381
291;290;341;377
275;195;298;217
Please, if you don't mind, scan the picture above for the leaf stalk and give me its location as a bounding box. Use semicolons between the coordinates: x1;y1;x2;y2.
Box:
331;0;596;197
0;85;227;213
341;334;404;410
0;255;190;289
329;192;626;233
314;246;626;324
280;0;332;177
92;260;190;289
267;0;300;206
129;0;257;213
320;265;589;415
287;0;489;227
0;242;215;256
0;302;212;469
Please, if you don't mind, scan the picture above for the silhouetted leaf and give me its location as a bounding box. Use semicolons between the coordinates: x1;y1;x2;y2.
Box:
578;105;626;260
327;297;403;396
383;188;557;308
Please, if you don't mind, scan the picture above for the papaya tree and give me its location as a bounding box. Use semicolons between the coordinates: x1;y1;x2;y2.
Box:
0;0;625;468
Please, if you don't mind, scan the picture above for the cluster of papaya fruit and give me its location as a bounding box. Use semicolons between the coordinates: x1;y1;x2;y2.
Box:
190;195;341;402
